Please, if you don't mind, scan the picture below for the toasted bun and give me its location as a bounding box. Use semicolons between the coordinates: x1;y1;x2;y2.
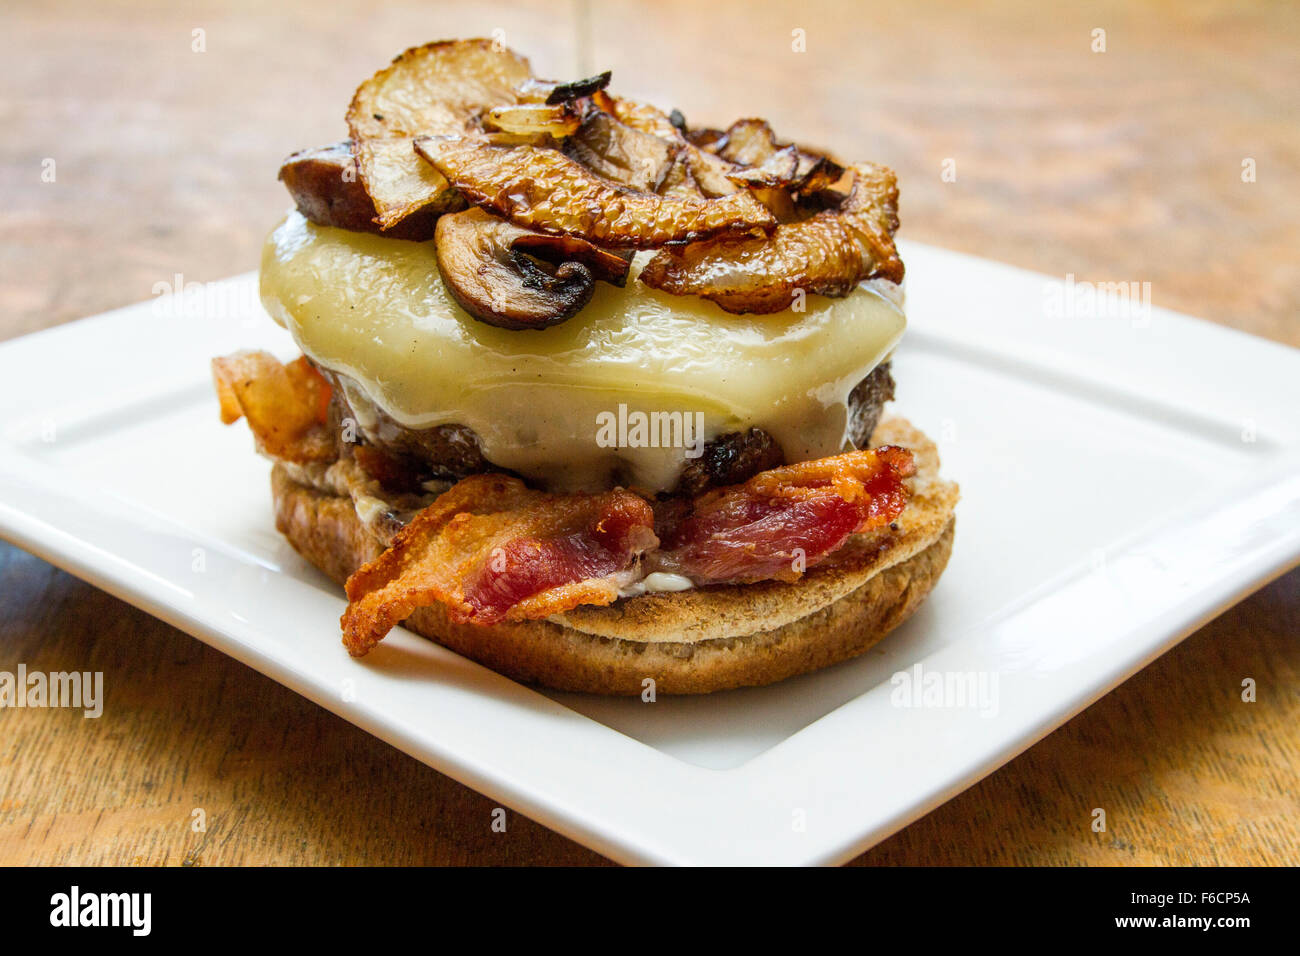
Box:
272;417;958;695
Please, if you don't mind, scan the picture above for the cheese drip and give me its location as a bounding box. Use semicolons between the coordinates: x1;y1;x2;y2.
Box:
259;211;906;492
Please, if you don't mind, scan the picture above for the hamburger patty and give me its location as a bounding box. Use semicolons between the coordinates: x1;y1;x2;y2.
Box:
323;361;895;496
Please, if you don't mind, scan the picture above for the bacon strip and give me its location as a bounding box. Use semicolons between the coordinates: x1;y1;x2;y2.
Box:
211;351;334;463
340;474;657;656
649;445;915;584
337;445;913;654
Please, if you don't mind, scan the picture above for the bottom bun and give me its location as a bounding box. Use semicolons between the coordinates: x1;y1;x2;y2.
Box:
272;417;959;695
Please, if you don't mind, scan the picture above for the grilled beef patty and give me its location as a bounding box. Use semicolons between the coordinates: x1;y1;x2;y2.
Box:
323;361;895;496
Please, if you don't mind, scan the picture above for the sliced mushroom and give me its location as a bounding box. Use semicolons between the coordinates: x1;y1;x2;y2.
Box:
556;95;732;198
715;118;845;194
638;162;904;314
563;110;677;191
747;185;802;223
792;150;846;195
585;97;817;197
655;154;704;200
725;145;801;188
716;118;780;166
415;136;775;248
713;122;804;189
596;93;680;139
679;146;743;197
347;39;533;230
435;208;632;330
277;141;442;240
580;96;802;199
593;96;738;196
683;124;728;152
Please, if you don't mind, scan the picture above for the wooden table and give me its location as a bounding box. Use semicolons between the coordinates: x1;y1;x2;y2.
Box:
1;0;1296;865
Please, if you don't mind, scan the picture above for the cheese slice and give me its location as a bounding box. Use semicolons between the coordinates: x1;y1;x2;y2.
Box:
259;211;906;492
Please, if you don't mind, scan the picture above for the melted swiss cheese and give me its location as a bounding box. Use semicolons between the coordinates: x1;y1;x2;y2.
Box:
259;211;906;492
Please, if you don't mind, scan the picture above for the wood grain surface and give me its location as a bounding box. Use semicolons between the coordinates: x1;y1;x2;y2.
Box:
0;0;1296;866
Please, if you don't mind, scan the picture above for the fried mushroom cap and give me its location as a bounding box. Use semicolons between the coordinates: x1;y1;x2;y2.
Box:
277;141;439;240
435;207;632;330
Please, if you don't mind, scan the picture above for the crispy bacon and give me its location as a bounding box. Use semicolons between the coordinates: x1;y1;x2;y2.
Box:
649;445;914;584
211;351;334;462
340;474;657;656
337;445;913;654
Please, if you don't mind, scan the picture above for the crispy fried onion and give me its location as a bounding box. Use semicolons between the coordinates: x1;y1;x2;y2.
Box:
337;444;913;654
415;135;775;247
347;39;533;229
649;444;915;584
638;162;904;313
340;475;658;655
212;351;335;462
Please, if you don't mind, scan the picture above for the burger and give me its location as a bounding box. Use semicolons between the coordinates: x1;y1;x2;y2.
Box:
212;39;959;695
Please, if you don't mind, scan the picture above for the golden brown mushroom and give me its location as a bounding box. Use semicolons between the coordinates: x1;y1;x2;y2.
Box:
347;39;533;230
415;136;775;248
435;208;632;330
638;162;904;314
277;141;442;240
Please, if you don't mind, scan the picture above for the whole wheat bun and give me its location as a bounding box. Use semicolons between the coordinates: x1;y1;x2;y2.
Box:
272;417;958;695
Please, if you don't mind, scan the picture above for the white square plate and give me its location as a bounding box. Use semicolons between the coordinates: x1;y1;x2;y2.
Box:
1;241;1297;865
